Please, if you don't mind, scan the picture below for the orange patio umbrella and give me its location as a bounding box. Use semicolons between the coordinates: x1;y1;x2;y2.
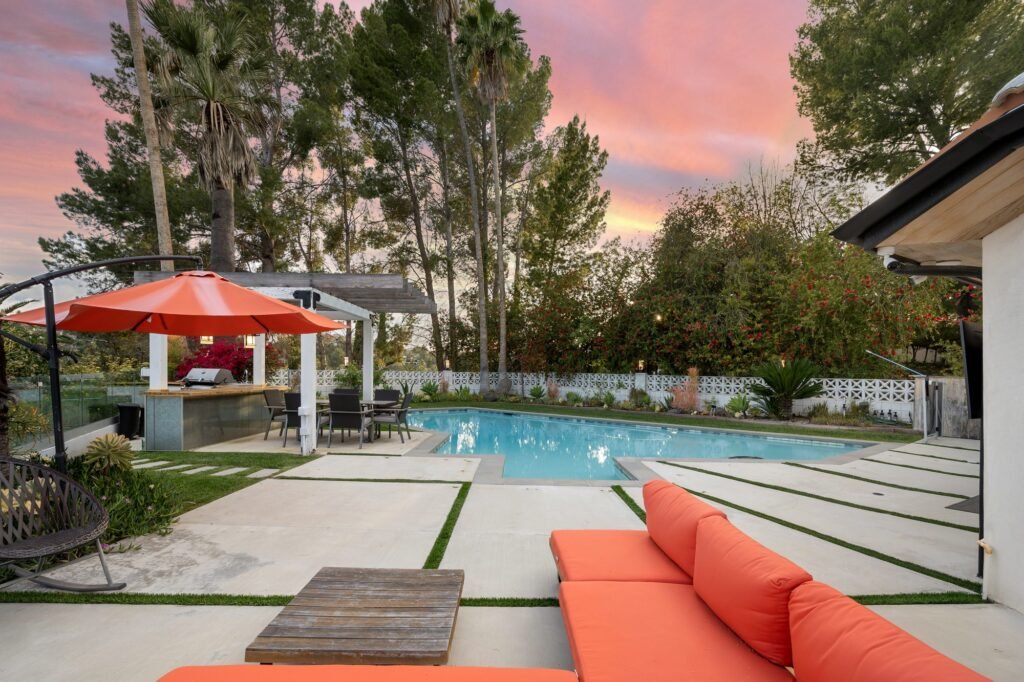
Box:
2;271;345;335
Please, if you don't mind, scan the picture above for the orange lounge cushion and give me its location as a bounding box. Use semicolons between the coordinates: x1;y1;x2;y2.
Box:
160;665;578;681
643;479;725;576
549;530;692;584
789;581;989;682
559;581;794;682
693;516;811;666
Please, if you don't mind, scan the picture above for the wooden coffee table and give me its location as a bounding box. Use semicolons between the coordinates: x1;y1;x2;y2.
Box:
245;567;465;665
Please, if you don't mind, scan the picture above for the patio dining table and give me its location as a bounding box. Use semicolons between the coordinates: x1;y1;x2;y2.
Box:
315;399;399;443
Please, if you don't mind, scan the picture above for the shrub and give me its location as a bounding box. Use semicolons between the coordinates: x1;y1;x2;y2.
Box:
9;401;50;445
565;391;583;405
528;385;545;400
601;391;616;407
750;359;824;420
66;458;177;542
421;381;439;398
546;378;560;401
438;377;449;394
619;400;636;410
454;386;473;401
806;402;831;419
175;340;282;380
672;368;700;412
628;388;651;407
83;433;134;473
659;395;674;411
725;393;752;417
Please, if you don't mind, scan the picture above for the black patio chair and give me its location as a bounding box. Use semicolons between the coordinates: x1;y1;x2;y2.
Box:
373;392;414;443
333;387;359;396
0;457;126;592
374;389;401;403
263;389;287;440
324;393;374;448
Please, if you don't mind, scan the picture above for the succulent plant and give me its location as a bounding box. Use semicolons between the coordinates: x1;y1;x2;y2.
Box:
84;433;135;473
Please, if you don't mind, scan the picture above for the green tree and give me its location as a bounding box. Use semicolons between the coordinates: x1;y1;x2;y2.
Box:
791;0;1024;183
144;0;271;271
459;0;528;393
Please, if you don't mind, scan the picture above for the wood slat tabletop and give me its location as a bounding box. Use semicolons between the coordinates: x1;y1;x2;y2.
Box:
245;567;465;665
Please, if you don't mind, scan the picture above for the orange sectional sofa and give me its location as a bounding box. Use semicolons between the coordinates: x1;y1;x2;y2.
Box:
160;479;987;681
550;480;987;682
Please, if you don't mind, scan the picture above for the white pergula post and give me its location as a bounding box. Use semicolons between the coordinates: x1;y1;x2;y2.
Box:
253;333;266;385
148;334;168;391
362;317;375;403
299;332;318;455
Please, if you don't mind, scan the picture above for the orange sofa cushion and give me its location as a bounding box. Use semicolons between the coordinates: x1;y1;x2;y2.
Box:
159;666;578;681
693;516;811;666
789;581;989;681
559;580;794;682
643;479;725;576
549;529;691;584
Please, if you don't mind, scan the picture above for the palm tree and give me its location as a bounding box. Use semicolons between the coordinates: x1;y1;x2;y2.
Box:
435;0;489;391
750;359;825;420
125;0;174;272
143;0;269;272
460;0;528;395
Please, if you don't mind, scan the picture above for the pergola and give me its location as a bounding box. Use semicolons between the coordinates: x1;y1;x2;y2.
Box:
134;271;436;455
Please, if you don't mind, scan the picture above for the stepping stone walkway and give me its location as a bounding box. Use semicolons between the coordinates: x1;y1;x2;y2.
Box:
211;467;249;477
247;468;279;479
181;466;218;475
160;464;192;471
133;461;170;469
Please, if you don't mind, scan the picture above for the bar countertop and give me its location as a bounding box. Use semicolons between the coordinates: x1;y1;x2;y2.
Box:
145;384;288;399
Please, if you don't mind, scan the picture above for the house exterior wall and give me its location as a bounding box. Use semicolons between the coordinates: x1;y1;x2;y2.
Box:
982;212;1024;612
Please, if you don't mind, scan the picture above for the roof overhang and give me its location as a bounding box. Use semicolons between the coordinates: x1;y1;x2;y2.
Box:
832;102;1024;274
134;271;436;315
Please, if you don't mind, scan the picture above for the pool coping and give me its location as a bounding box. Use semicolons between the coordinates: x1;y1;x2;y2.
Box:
404;406;891;487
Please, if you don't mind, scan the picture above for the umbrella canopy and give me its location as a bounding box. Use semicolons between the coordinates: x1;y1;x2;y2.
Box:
1;271;345;335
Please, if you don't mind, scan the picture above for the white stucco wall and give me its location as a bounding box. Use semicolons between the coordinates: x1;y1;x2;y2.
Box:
982;213;1024;612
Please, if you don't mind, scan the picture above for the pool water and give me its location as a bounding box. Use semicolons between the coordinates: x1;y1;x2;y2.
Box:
406;409;863;480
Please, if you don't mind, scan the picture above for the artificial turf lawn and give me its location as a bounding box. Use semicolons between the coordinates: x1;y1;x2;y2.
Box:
415;401;918;443
423;482;472;569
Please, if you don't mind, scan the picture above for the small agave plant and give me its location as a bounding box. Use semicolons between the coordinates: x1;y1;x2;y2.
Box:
84;433;135;473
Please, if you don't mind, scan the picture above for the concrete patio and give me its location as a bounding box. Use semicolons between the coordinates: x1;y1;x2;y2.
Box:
2;435;1021;680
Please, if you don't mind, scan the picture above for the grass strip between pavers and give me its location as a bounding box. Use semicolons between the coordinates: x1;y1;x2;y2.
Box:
611;485;647;523
672;484;981;593
659;461;978;533
850;592;987;606
460;597;560;607
891;449;978;464
0;592;562;607
275;476;466;485
862;458;979;479
0;592;293;606
783;462;970;500
423;482;472;569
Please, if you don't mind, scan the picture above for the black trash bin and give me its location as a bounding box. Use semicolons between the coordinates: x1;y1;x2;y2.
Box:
116;403;143;439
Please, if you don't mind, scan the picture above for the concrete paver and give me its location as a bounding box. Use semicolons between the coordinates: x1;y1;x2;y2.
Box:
449;607;573;670
675;461;976;526
625;488;970;595
648;462;978;583
869;450;980;476
43;480;460;594
442;484;644;597
246;468;279;478
133;460;169;469
0;603;278;682
181;465;218;475
286;454;479;482
896;442;981;463
802;459;979;497
871;603;1024;681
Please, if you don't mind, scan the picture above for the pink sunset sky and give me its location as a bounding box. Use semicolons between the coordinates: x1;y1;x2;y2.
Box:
0;0;811;293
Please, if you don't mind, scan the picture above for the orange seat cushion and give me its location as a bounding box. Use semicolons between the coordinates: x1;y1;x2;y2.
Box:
159;666;578;681
549;530;692;584
643;480;725;576
559;581;794;682
693;516;811;666
789;581;988;681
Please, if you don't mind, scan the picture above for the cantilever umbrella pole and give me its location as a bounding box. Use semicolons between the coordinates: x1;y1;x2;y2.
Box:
0;255;202;473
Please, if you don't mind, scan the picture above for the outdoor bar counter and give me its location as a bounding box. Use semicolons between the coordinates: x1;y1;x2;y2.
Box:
144;385;284;451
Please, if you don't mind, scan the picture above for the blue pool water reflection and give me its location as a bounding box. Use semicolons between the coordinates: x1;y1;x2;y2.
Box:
406;409;863;480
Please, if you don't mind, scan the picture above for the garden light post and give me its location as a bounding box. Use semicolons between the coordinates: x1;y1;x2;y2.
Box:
0;255;203;472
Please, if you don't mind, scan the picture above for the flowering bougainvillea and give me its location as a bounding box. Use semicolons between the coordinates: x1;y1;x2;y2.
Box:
175;340;282;380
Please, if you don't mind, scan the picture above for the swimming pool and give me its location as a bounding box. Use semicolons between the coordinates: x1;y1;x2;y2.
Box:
406;408;865;480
